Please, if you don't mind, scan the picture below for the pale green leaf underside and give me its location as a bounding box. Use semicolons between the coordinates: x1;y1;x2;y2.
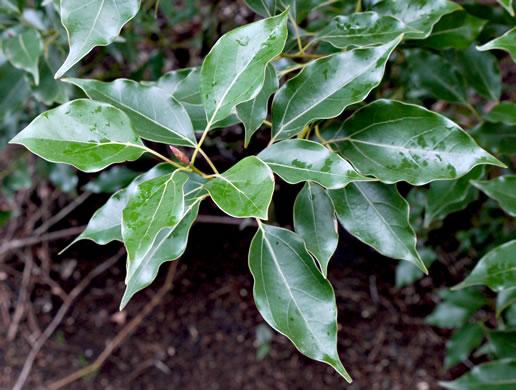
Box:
329;181;426;272
9;99;145;172
2;29;44;85
330;100;502;185
204;156;274;219
249;224;351;382
454;240;516;292
477;27;516;62
56;0;140;78
65;78;196;146
271;36;402;141
485;102;516;125
497;0;515;17
472;176;516;217
200;10;288;124
497;289;516;316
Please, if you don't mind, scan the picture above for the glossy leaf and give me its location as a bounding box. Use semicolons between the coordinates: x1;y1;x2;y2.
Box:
373;0;461;39
0;63;30;119
498;0;515;17
485;102;516;125
440;359;516;389
454;240;516;292
2;29;44;85
271;37;402;141
294;182;338;277
236;64;278;147
315;12;415;49
259;139;371;189
472;177;516;217
406;49;468;104
244;0;326;23
200;11;288;125
155;67;202;105
395;247;436;289
330;100;501;185
122;171;188;265
56;0;140;78
249;224;351;381
9;99;145;172
424;166;485;227
426;289;487;328
65;78;196;146
82;166;139;194
498;289;516;316
488;330;516;358
420;11;486;50
478;27;516;62
183;103;241;132
471;122;516;156
445;323;485;369
204;156;274;219
329;182;426;272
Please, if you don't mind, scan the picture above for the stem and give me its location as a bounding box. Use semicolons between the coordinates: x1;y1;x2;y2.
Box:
198;148;220;175
289;13;303;52
282;52;324;59
141;145;186;170
315;125;335;152
263;119;272;127
356;0;362;12
466;103;481;122
190;120;213;167
278;63;307;77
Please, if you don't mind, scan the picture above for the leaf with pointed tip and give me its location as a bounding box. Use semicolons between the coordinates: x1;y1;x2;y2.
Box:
445;323;485;369
0;63;30;119
454;240;516;292
9;99;145;172
329;182;426;272
249;224;351;382
440;359;516;389
2;29;44;85
488;330;516;358
55;0;140;78
65;78;196;146
121;196;203;309
200;11;288;125
259;139;371;189
32;52;71;106
329;100;501;185
236;64;278;147
122;170;188;265
314;12;415;49
424;166;485;227
498;0;515;16
472;176;516;217
446;45;502;102
183;103;241;132
205;156;274;219
294;182;338;277
271;37;402;141
470;122;516;156
372;0;460;39
419;11;486;50
478;27;516;62
497;289;516;316
406;49;469;104
395;247;436;289
426;288;487;328
486;102;516;125
82;166;140;194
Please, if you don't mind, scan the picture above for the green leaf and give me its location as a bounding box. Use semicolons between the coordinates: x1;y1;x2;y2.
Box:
244;0;326;23
0;62;30;119
82;166;139;194
182;103;241;132
236;64;278;147
153;67;202;105
9;99;145;172
419;11;486;50
454;240;516;292
488;330;516;358
372;0;461;39
248;223;351;382
49;164;78;194
2;29;44;85
497;0;515;17
472;176;516;217
445;323;485;369
447;45;502;102
406;49;468;105
329;100;501;185
424;166;485;227
293;182;338;277
0;210;11;228
440;359;516;389
329;182;426;272
485;102;516;125
426;289;487;328
121;196;203;309
497;289;516;316
122;170;188;265
314;12;416;49
259;139;371;189
395;247;436;289
271;36;402;141
200;10;288;125
32;51;71;106
470;122;516;156
478;27;516;62
65;78;196;147
56;0;140;78
204;156;274;219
